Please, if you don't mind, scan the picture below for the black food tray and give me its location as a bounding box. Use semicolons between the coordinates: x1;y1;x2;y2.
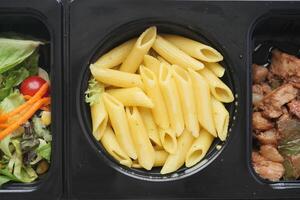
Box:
1;0;300;199
0;1;63;200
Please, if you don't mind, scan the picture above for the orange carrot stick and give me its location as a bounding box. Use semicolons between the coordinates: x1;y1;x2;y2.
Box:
0;83;49;122
0;97;50;141
0;124;9;129
23;95;32;100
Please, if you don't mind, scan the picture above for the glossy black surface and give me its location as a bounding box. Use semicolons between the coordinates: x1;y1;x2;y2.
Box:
0;1;63;200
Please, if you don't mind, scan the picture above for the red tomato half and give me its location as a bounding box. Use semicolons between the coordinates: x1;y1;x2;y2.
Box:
20;76;49;97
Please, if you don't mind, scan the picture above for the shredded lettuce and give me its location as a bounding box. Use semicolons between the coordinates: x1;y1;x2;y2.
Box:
0;90;24;113
0;135;12;158
36;142;51;163
32;116;52;142
85;78;104;105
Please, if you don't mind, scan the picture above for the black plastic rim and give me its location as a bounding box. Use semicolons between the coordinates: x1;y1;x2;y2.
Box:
77;18;239;182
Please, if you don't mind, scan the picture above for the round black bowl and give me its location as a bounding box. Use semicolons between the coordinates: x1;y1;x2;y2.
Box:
77;19;239;182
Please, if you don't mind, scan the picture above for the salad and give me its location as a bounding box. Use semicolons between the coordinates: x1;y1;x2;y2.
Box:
0;36;51;186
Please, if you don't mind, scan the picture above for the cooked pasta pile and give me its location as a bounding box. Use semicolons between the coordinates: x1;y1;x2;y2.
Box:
85;26;234;174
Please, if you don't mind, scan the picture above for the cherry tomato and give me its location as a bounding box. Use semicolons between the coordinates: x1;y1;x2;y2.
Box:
20;76;49;97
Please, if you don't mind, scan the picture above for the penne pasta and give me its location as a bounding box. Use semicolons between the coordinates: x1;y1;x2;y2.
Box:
126;107;155;170
189;69;216;137
161;129;194;174
152;35;204;70
172;65;199;137
198;67;234;103
157;55;171;66
185;129;214;167
120;27;157;73
143;55;160;76
211;97;229;141
154;150;168;167
93;39;136;69
159;128;177;154
90;95;108;141
103;93;137;159
106;87;154;108
101;126;132;167
159;63;184;136
139;107;162;147
205;62;225;77
90;64;143;88
163;34;223;63
140;65;169;129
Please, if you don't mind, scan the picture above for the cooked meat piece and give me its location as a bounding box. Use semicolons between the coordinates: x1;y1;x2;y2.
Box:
253;112;273;131
252;152;285;181
277;112;291;134
256;129;280;145
259;145;284;162
253;64;269;83
288;76;300;89
270;49;300;79
253;84;264;105
259;84;298;118
290;155;300;178
261;83;272;94
288;99;300;119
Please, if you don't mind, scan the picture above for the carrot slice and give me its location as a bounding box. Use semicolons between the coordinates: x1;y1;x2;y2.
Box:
0;83;49;122
0;124;9;129
0;97;50;141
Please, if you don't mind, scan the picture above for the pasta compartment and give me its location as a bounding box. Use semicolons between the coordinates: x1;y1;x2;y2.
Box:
79;19;238;182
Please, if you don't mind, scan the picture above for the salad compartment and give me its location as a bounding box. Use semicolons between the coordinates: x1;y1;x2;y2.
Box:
0;2;63;200
248;12;300;189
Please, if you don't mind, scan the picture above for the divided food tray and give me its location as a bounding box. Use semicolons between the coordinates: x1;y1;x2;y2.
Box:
1;0;300;199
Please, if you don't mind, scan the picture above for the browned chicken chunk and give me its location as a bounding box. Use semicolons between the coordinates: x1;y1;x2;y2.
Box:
253;64;269;83
259;145;284;163
252;112;273;131
252;152;285;181
259;84;297;118
270;49;300;79
256;129;280;145
288;99;300;119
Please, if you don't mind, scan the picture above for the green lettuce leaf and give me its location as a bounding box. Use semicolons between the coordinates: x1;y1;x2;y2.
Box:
0;135;12;158
0;175;12;186
85;78;104;105
0;38;42;74
36;142;51;163
32;116;52;142
0;90;25;113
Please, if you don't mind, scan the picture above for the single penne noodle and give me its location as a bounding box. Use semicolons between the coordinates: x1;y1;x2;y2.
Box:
163;34;223;63
211;97;229;141
132;161;143;169
106;87;154;108
120;26;157;73
90;95;108;141
159;128;177;154
154;150;168;167
198;67;234;103
185;129;214;167
93;38;136;69
204;62;225;77
101;126;132;167
90;64;143;88
172;65;200;137
161;129;194;174
139;107;162;147
140;65;169;129
157;55;171;66
188;69;216;137
159;63;184;136
152;35;204;70
126;107;155;170
103;93;137;159
143;55;160;76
